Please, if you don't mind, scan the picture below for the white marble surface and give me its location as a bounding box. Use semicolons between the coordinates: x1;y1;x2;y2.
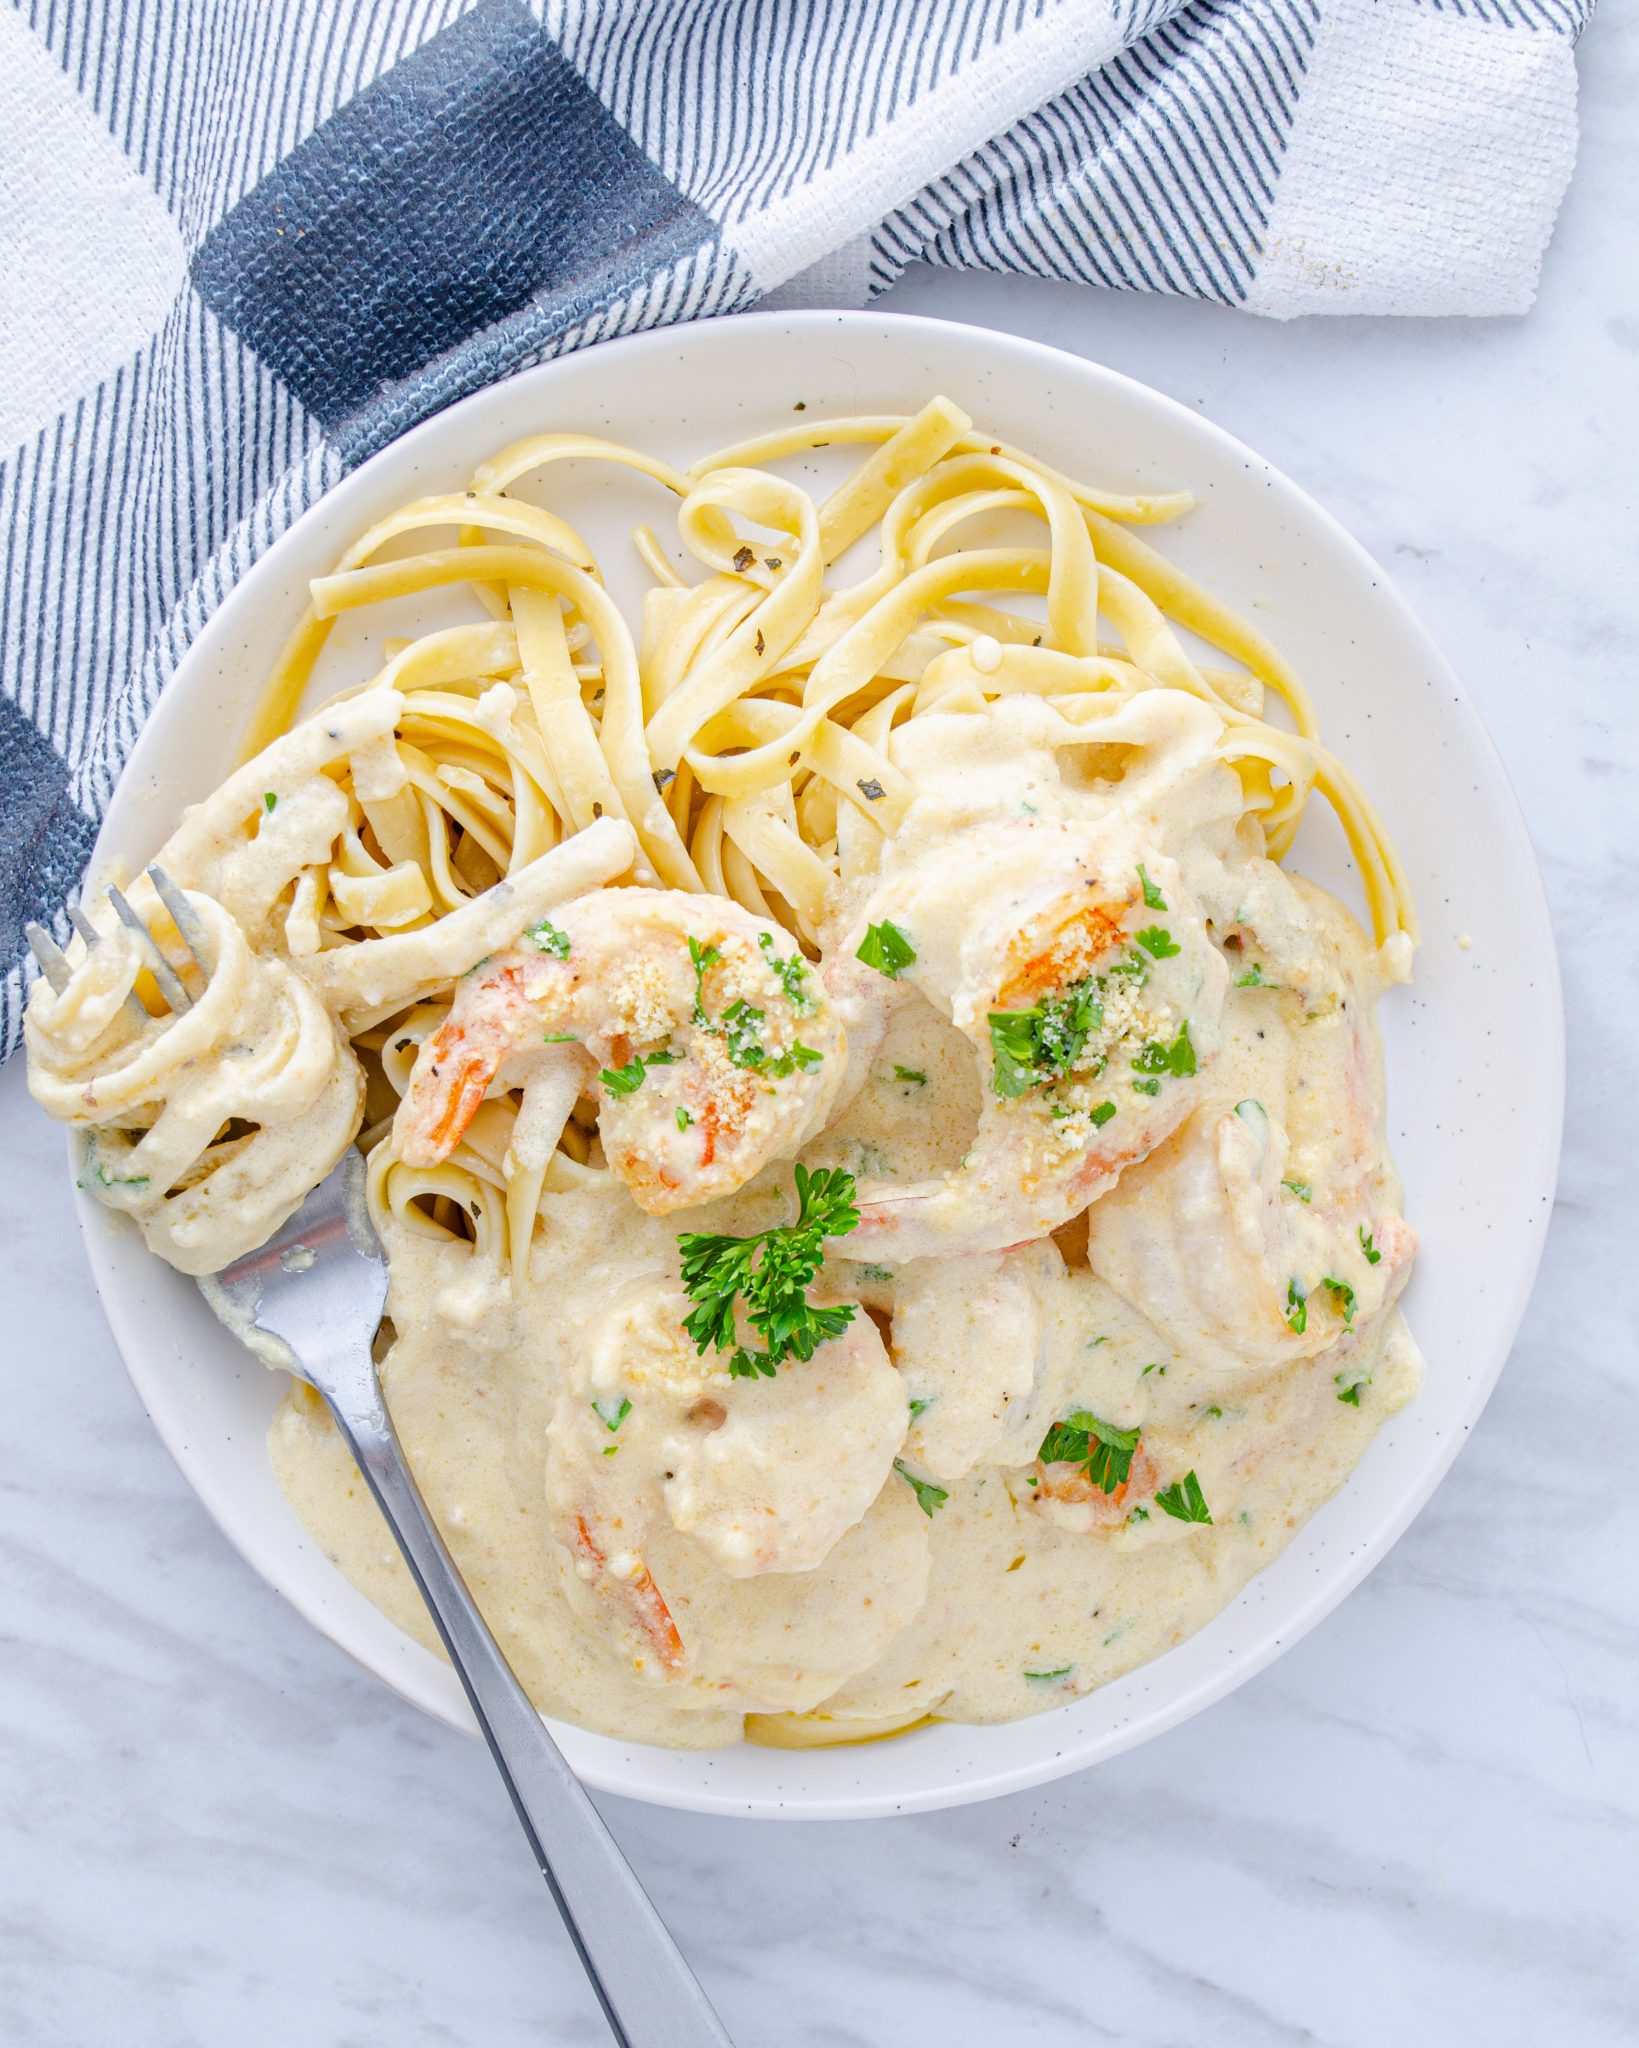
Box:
5;17;1637;2044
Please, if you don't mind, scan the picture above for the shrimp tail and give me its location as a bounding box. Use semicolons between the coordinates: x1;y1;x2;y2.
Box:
399;1023;501;1165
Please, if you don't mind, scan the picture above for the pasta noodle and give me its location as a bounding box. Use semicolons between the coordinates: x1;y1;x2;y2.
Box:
24;396;1430;1753
32;395;1415;1283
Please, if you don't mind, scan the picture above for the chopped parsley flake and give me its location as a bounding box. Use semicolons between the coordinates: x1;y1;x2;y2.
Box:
1138;863;1167;910
907;1395;933;1419
1322;1276;1357;1324
1132;1020;1196;1080
687;936;722;1023
757;930;814;1011
1359;1227;1382;1265
1126;1505;1150;1523
1141;1362;1165;1377
1090;1100;1117;1127
1037;1410;1141;1495
600;1048;676;1096
676;1105;693;1131
989;981;1102;1098
263;791;277;813
856;919;916;979
1282;1178;1313;1203
1135;925;1181;960
1132;1077;1161;1096
1235;963;1268;987
1285;1280;1308;1334
893;1064;927;1085
895;1461;948;1517
721;998;767;1069
591;1395;631;1433
528;919;571;958
78;1159;151;1193
1024;1666;1072;1684
1335;1372;1369;1406
1155;1470;1212;1524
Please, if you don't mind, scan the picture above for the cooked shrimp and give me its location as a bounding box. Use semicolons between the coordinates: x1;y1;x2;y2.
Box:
891;1240;1075;1485
396;887;844;1213
1029;1439;1160;1537
824;817;1227;1260
545;1274;918;1696
1085;916;1415;1374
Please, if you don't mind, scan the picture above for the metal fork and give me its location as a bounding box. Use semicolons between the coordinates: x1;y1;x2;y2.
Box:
35;878;733;2048
26;865;202;1020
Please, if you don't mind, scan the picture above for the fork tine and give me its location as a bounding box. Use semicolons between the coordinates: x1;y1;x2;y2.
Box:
24;922;72;994
147;866;211;981
67;898;151;1025
108;884;192;1012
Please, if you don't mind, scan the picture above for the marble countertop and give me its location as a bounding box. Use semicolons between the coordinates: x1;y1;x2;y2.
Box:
4;17;1636;2046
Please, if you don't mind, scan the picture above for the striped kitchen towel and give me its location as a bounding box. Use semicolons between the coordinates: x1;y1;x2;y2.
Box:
0;0;1593;1055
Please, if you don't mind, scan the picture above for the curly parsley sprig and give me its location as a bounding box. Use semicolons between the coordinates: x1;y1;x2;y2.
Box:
677;1165;860;1380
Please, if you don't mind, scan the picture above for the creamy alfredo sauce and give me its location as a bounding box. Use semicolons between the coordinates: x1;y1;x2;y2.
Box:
271;693;1421;1746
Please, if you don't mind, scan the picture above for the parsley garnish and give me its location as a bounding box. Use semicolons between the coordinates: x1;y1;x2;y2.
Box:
1024;1666;1072;1684
1137;863;1166;910
907;1395;933;1419
77;1159;151;1193
529;920;571;958
1132;1077;1161;1096
1282;1178;1312;1203
856;920;916;979
895;1461;948;1517
1037;1410;1141;1494
1135;925;1180;960
893;1065;927;1085
1127;1505;1150;1523
687;935;721;1023
1141;1362;1165;1377
1090;1100;1117;1127
1359;1227;1382;1265
1132;1020;1196;1080
1335;1373;1368;1406
1235;963;1268;987
720;1000;822;1078
1155;1470;1212;1523
676;1105;693;1131
543;1031;578;1043
591;1395;631;1433
757;930;814;1011
1322;1276;1356;1325
1285;1280;1308;1334
600;1049;676;1096
988;981;1102;1098
677;1165;859;1381
263;791;277;813
720;998;767;1070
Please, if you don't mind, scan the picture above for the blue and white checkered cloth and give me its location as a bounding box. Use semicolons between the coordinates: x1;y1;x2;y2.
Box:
0;0;1592;1055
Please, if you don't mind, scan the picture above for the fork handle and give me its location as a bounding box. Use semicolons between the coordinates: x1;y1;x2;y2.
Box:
330;1388;734;2048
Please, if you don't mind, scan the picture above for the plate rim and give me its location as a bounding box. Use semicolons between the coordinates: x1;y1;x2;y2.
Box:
68;306;1566;1818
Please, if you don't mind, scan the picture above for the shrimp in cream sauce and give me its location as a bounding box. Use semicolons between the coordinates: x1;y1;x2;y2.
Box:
27;673;1422;1746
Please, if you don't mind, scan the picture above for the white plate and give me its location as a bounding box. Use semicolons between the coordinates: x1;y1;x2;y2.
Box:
73;310;1562;1818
